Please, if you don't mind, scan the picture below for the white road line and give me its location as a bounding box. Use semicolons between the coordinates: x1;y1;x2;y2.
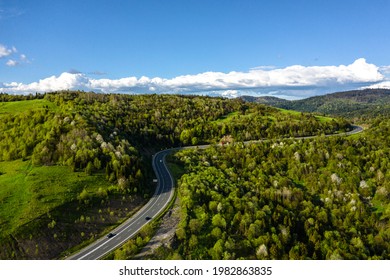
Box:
70;126;364;260
76;152;174;260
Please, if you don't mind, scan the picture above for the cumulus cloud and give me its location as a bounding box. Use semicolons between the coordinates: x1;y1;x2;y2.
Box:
3;72;91;92
364;65;390;90
220;90;239;98
379;66;390;75
89;58;384;93
1;58;388;98
364;81;390;89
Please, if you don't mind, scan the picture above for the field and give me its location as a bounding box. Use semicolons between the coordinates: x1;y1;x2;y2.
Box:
0;159;111;237
0;99;57;114
277;108;334;123
0;158;146;259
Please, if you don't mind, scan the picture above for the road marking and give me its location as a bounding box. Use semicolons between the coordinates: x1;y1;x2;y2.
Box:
70;126;364;260
76;154;175;259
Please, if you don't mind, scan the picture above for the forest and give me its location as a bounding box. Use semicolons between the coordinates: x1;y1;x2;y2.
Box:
0;91;350;259
1;91;349;184
166;119;390;259
245;88;390;120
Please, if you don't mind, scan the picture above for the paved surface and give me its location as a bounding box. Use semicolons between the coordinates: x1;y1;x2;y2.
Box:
67;150;174;260
68;125;363;260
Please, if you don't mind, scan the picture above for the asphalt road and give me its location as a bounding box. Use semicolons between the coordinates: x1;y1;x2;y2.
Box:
67;149;174;260
68;125;363;260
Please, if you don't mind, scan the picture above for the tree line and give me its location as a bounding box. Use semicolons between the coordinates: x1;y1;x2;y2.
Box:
1;91;351;197
0;91;356;259
171;119;390;259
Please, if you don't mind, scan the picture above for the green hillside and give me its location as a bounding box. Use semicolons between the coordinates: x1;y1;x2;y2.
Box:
0;91;350;259
243;89;390;119
165;121;390;259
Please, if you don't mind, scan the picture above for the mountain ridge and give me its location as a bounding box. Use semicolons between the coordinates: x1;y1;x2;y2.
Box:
240;88;390;118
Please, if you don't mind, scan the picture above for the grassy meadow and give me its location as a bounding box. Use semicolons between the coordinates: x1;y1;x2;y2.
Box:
0;159;111;237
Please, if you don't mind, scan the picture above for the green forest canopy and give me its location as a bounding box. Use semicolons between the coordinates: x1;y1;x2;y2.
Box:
0;91;354;259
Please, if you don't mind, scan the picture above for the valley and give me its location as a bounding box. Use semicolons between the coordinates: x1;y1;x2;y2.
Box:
0;90;388;260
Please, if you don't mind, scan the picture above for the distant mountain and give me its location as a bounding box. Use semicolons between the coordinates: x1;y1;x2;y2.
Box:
242;89;390;118
240;95;288;107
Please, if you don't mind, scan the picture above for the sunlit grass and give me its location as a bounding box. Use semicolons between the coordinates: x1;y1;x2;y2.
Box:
0;99;57;114
212;111;240;124
0;159;110;237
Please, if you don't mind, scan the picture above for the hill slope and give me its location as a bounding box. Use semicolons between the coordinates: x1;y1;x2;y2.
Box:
242;89;390;118
167;120;390;260
0;91;351;259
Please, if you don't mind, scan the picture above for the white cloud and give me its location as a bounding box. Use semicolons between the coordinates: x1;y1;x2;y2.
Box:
20;54;29;63
0;44;29;66
89;58;383;93
6;59;18;66
364;81;390;89
220;90;239;98
364;65;390;90
379;66;390;75
0;44;14;58
1;58;387;98
264;58;383;86
3;72;91;92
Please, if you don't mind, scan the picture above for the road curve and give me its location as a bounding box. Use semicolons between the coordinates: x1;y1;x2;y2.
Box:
67;125;363;260
67;149;175;260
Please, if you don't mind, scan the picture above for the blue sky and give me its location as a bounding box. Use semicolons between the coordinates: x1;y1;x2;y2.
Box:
1;0;390;99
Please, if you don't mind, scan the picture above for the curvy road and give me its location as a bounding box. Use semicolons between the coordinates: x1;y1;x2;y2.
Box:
67;149;175;260
68;125;363;260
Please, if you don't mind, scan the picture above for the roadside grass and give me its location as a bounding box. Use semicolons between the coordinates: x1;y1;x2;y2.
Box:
61;196;146;259
104;153;183;260
103;193;175;260
0;99;58;114
346;130;366;139
165;154;186;182
0;159;111;237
